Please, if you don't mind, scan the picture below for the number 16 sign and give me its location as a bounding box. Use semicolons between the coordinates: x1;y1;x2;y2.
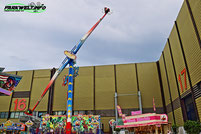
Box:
14;99;27;111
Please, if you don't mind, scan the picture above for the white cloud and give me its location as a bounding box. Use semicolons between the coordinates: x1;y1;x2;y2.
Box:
0;0;183;71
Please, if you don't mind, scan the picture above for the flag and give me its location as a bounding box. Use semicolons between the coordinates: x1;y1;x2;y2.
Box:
153;97;156;112
0;75;8;83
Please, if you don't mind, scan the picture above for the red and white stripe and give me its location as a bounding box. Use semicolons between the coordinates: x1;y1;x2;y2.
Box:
0;75;8;83
153;97;156;112
117;105;123;116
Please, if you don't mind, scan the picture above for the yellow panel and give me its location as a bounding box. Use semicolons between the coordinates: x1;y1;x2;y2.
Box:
0;119;7;124
163;44;180;100
169;25;190;95
53;68;68;111
174;107;184;126
5;71;16;75
116;64;138;109
159;55;171;106
196;97;201;121
74;66;94;110
10;98;29;112
15;70;33;91
9;119;20;123
137;62;163;108
0;96;11;112
95;65;115;110
167;112;173;124
30;69;50;111
189;0;201;38
177;1;201;86
101;117;115;132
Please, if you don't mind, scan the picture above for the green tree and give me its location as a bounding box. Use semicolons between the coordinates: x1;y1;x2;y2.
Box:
184;120;201;134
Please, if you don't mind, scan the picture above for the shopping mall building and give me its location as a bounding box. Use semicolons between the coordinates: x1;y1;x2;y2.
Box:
0;0;200;133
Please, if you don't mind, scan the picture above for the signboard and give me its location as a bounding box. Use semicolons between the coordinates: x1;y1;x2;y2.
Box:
14;99;27;111
178;68;187;93
131;110;142;116
25;120;33;127
116;113;168;128
0;72;22;96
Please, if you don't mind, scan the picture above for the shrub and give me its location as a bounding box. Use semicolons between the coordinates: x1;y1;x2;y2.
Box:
184;120;201;134
172;124;179;134
114;128;121;132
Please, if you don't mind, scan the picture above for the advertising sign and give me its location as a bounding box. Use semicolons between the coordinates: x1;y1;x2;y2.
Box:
117;113;168;128
25;120;33;127
0;73;22;95
131;110;142;116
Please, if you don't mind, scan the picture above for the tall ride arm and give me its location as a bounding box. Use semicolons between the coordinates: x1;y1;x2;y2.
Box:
26;7;110;115
72;7;110;54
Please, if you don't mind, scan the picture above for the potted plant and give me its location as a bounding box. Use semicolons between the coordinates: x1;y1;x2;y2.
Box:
184;120;201;134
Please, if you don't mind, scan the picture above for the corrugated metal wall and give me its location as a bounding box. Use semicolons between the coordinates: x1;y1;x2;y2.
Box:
188;0;201;41
101;117;115;132
159;55;171;106
177;1;201;86
53;68;68;111
15;71;33;92
95;65;115;110
167;112;173;123
0;96;11;112
196;97;201;121
29;69;50;111
174;107;184;126
137;63;163;109
163;44;179;101
116;64;138;109
11;70;34;112
74;66;94;110
169;25;190;94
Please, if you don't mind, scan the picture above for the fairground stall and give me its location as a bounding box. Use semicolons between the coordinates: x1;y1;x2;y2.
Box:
0;120;25;133
40;114;101;133
115;105;171;134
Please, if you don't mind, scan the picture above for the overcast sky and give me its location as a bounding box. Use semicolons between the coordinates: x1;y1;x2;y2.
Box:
1;0;183;71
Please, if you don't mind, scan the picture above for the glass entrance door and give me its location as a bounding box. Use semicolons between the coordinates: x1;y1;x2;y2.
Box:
184;95;197;121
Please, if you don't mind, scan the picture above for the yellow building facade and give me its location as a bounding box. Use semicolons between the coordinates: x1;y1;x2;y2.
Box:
0;0;200;133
